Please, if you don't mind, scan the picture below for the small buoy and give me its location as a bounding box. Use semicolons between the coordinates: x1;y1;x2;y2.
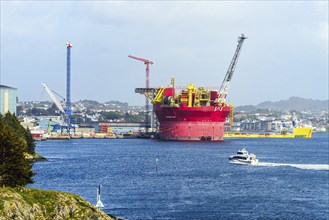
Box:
156;158;159;172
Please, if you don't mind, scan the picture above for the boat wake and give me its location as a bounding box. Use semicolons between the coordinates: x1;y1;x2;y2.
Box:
257;162;329;171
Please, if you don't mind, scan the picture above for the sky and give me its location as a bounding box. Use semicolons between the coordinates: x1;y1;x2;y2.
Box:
1;1;328;106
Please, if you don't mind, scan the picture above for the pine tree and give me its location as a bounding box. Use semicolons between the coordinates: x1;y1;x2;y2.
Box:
1;112;35;155
0;123;35;187
25;127;36;155
0;115;35;187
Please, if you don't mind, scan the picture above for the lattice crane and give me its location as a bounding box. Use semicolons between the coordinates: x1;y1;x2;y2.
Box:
216;34;247;105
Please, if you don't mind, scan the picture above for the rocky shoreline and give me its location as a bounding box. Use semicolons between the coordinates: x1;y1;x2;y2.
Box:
24;152;47;162
0;187;117;220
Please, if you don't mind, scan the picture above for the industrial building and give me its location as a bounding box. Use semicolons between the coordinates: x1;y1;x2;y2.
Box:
240;120;294;133
0;85;18;115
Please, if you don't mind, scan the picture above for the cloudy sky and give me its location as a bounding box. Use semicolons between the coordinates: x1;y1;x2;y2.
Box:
1;1;328;106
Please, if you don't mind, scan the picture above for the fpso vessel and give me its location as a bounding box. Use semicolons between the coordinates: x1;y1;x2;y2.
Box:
137;34;247;141
152;85;231;141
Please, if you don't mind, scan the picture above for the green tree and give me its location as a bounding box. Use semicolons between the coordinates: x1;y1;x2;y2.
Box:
0;123;35;187
25;127;36;155
100;111;122;120
1;112;35;155
124;112;144;123
46;103;61;116
31;108;47;116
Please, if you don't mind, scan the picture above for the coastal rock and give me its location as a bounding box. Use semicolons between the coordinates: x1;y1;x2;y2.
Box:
24;152;47;162
0;187;116;220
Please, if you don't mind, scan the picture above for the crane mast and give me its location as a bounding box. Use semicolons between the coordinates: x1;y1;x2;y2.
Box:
216;33;247;105
65;42;73;134
128;55;153;133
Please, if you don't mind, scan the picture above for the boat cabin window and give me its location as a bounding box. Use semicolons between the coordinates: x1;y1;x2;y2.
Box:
237;152;243;155
235;156;247;160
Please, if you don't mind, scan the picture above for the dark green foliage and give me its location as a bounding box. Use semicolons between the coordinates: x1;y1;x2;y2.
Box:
100;111;122;120
0;113;35;187
99;111;144;123
0;113;36;155
31;104;61;116
124;112;144;123
47;103;61;115
31;108;48;116
24;127;36;155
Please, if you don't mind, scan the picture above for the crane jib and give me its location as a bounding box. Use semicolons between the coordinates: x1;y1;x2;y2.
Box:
216;34;247;104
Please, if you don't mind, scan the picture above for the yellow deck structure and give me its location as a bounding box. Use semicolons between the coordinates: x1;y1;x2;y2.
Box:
224;127;312;139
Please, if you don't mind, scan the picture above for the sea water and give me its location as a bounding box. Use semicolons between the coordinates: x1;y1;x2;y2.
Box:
31;133;329;219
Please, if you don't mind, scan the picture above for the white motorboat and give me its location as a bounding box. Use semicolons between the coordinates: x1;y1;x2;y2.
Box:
229;148;259;165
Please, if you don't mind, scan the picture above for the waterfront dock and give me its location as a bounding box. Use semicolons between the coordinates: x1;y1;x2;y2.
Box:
224;127;312;139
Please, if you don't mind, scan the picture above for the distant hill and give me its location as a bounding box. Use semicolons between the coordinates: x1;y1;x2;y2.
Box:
79;100;128;109
105;100;129;109
236;97;328;112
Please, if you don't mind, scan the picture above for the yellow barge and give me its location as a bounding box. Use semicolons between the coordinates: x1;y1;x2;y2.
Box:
224;127;312;139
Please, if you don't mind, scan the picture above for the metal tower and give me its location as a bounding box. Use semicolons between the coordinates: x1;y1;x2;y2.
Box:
65;42;73;134
128;55;153;133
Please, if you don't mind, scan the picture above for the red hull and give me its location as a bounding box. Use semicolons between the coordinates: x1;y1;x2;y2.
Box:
154;104;230;141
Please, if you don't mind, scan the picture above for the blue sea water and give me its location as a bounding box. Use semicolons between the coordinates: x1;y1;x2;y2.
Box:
31;133;329;220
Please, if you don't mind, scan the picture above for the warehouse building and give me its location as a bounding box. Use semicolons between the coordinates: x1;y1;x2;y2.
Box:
0;85;18;115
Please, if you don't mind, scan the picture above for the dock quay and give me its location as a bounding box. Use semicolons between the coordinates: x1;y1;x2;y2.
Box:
224;127;312;139
47;136;71;140
32;126;312;141
37;131;150;141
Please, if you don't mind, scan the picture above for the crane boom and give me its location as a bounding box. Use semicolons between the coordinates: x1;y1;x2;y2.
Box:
41;83;65;114
216;33;247;104
128;55;153;64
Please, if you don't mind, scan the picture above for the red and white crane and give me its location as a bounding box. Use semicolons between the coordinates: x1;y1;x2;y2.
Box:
216;33;247;105
128;55;154;132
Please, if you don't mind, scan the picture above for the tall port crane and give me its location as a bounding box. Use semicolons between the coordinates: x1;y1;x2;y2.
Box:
128;55;154;133
42;83;65;134
216;33;247;105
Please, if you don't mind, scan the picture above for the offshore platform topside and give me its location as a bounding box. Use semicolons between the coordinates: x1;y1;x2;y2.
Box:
136;34;247;141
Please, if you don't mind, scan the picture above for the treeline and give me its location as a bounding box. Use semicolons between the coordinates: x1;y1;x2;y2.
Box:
17;103;61;116
0;112;35;187
99;112;144;122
